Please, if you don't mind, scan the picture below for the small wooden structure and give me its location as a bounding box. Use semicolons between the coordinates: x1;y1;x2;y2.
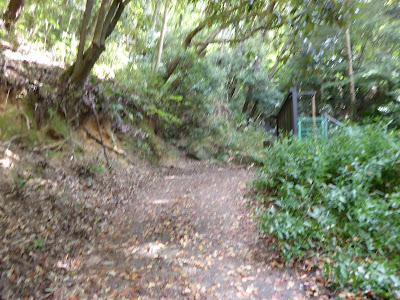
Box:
273;87;344;139
275;87;316;137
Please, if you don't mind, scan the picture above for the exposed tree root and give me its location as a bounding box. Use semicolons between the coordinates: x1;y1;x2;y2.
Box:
83;127;132;164
32;135;71;153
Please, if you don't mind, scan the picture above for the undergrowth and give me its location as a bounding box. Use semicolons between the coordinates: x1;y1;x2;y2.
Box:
252;124;400;298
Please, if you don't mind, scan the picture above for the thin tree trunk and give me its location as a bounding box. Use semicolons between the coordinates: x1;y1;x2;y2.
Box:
155;0;170;72
86;8;100;43
3;0;25;30
249;100;258;119
71;0;94;81
144;0;151;15
217;29;227;65
163;20;208;81
312;94;316;135
346;27;356;119
152;0;160;29
93;0;113;46
242;86;253;113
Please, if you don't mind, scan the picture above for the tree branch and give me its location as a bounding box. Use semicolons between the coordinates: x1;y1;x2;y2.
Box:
193;23;282;46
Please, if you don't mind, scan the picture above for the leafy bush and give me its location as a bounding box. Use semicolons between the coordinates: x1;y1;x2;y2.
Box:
252;124;400;298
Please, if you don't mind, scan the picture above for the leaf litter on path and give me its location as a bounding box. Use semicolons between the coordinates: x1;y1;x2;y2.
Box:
1;153;328;299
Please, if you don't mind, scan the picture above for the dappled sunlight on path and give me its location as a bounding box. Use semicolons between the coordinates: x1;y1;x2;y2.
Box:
66;162;308;299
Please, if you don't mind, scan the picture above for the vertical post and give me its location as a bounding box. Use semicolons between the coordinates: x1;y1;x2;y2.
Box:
312;93;316;135
298;120;302;140
346;27;356;119
291;87;298;135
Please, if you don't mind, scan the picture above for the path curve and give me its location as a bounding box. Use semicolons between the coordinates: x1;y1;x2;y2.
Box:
78;161;307;299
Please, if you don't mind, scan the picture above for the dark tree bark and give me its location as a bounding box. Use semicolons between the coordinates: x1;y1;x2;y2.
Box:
3;0;25;30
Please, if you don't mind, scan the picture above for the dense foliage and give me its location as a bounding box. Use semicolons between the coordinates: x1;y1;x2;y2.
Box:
253;125;400;298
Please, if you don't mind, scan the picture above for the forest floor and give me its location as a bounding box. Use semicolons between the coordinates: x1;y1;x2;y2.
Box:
69;160;309;300
1;146;329;299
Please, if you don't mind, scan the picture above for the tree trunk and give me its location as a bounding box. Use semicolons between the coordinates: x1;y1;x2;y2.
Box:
242;86;253;113
163;20;207;81
345;27;356;119
155;0;170;72
71;0;94;81
152;0;160;29
3;0;25;30
183;21;206;48
86;8;100;43
217;29;227;65
197;27;221;57
249;100;258;120
70;44;105;87
63;0;130;88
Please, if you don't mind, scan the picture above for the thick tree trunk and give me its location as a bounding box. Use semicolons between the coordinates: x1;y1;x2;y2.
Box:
183;21;206;48
155;0;170;72
69;44;105;87
63;0;130;88
3;0;25;30
346;27;356;119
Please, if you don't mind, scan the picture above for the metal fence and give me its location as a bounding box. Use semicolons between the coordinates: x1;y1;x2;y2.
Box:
275;87;344;140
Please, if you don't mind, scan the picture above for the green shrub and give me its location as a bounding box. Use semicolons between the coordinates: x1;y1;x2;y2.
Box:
252;124;400;298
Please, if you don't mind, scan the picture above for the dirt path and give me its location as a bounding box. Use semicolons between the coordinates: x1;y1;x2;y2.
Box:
63;161;308;299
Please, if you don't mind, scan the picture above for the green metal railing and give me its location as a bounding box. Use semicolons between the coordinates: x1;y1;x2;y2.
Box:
298;117;327;140
298;114;344;140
